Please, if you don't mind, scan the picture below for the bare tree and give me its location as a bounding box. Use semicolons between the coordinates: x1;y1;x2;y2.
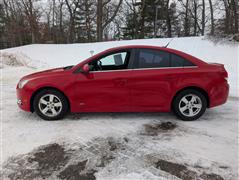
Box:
20;0;41;43
65;0;80;43
3;0;30;46
97;0;123;41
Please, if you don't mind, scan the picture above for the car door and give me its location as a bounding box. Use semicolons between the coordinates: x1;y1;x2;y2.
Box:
74;50;132;112
130;48;178;112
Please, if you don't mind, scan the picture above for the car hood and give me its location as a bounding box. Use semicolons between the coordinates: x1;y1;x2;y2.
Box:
21;67;68;81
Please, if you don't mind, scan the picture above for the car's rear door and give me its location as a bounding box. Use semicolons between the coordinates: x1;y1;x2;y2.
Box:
130;48;182;112
74;50;133;112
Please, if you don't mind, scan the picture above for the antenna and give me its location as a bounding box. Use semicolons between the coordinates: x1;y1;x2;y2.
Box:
164;38;174;48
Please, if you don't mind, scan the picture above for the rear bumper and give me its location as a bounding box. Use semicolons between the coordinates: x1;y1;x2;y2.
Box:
16;86;32;112
209;81;229;108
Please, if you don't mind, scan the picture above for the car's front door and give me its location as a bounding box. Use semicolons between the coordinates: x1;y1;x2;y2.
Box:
74;50;132;112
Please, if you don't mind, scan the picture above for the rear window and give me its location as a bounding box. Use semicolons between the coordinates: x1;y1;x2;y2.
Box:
134;49;196;69
171;54;195;67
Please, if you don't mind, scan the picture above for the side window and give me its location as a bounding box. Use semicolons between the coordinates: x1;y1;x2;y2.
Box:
136;49;170;68
89;51;129;71
100;52;127;66
171;54;195;67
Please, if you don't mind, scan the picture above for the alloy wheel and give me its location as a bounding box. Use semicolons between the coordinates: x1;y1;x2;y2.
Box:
179;94;202;117
38;94;62;117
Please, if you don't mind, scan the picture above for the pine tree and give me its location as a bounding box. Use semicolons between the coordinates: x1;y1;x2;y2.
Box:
75;0;96;42
122;0;178;39
122;12;140;39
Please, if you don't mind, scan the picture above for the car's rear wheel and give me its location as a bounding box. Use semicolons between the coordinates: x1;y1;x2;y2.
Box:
173;89;207;121
33;89;69;120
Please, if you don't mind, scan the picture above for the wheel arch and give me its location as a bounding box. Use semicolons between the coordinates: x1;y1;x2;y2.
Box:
171;86;210;109
30;86;71;112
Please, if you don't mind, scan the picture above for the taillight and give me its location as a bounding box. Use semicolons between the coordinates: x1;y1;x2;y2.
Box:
221;70;228;81
209;63;228;81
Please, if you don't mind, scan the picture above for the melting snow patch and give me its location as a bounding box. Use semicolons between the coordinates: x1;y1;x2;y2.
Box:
1;137;128;180
141;121;177;136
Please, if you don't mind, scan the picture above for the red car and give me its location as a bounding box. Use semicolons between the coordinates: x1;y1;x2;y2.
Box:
16;45;229;121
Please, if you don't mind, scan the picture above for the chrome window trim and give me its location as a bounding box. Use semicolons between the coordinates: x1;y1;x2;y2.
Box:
89;66;198;73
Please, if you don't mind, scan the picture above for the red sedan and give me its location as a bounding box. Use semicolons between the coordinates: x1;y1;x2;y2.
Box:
16;45;229;121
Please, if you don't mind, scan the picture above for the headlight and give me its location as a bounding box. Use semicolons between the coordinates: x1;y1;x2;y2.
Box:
18;79;29;89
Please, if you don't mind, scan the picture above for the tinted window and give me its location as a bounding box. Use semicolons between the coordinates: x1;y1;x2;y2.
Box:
171;54;195;67
136;49;170;68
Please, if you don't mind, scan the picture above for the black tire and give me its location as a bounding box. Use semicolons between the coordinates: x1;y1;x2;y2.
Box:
33;89;69;120
172;89;207;121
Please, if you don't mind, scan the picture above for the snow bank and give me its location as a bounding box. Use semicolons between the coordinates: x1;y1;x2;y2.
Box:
0;53;25;68
1;37;238;97
0;52;47;69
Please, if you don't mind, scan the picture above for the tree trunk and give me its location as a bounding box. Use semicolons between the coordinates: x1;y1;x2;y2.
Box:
223;0;230;34
208;0;214;35
69;17;75;43
193;0;197;36
232;0;238;33
52;0;55;27
166;0;172;37
52;0;56;42
59;1;64;42
140;0;146;38
83;0;92;42
201;0;205;35
97;0;103;41
184;0;190;36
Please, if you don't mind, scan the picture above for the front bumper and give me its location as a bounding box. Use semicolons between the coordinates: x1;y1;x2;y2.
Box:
16;86;32;112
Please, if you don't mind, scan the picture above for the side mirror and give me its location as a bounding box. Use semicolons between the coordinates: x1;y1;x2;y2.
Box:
82;64;90;74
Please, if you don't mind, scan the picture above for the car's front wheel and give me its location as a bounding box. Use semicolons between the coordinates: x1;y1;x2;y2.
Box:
173;89;207;121
33;89;69;120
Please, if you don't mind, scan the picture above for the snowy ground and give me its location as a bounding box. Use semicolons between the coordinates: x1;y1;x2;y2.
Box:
0;37;238;179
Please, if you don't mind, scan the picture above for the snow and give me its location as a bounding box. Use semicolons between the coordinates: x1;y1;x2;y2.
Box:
0;37;238;179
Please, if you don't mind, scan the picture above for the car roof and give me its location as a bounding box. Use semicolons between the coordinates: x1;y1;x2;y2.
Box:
104;45;167;51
